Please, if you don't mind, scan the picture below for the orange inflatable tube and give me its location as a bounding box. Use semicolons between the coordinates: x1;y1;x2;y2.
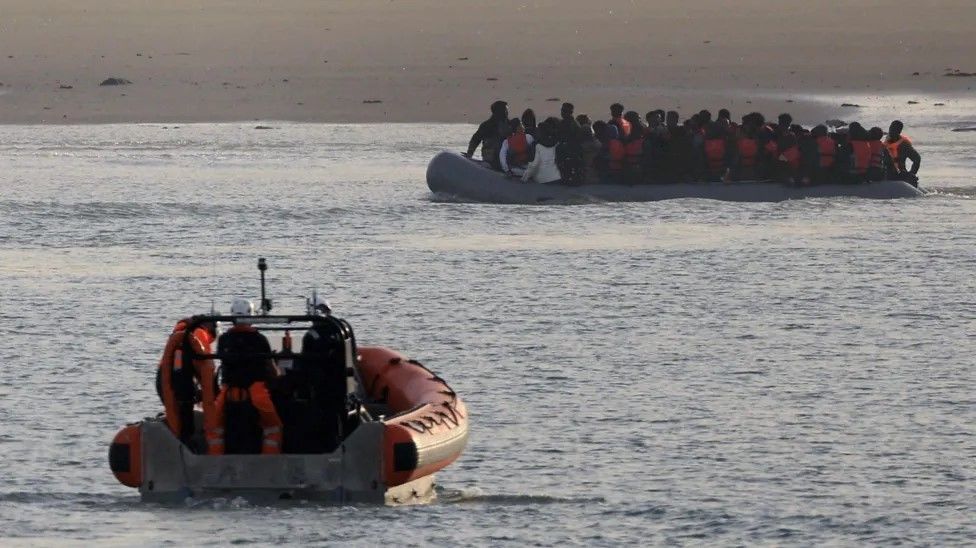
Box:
357;346;469;487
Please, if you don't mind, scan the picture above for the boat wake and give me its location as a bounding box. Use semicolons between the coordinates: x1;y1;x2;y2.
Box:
437;486;605;506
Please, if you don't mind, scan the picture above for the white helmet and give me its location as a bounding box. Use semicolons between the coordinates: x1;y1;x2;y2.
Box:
308;291;331;316
230;298;255;316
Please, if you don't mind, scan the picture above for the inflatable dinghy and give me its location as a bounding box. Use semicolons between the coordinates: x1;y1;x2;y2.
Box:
426;151;923;204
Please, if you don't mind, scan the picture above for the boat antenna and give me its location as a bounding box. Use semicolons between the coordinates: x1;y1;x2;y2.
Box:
258;257;272;315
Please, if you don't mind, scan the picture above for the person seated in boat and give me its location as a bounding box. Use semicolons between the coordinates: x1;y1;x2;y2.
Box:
866;127;887;182
499;118;534;177
608;103;631;139
155;316;218;451
775;133;802;183
810;125;837;184
464;100;510;170
576;115;602;186
847;123;872;184
522;118;564;185
832;127;853;181
641;111;669;183
209;298;283;456
622;111;646;184
733;118;760;181
702;120;734;182
796;126;819;185
885;120;921;186
593;121;625;184
666;111;695;183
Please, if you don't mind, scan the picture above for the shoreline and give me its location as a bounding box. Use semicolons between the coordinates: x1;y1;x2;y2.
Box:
1;0;973;126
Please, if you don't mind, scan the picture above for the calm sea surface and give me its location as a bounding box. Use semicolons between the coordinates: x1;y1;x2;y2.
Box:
1;97;974;545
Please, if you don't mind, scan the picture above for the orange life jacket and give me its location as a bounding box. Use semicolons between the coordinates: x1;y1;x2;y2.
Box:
779;146;801;170
704;138;727;174
816;136;836;168
737;138;758;167
764;139;779;159
506;132;530;167
211;382;283;455
868;140;885;170
612;116;632;139
158;322;217;446
608;139;625;172
624;137;644;166
885;135;912;171
851;140;871;174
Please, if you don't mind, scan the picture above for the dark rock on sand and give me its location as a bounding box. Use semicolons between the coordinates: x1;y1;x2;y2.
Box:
362;99;382;104
59;84;73;89
546;97;560;102
254;125;274;130
907;100;918;104
951;127;976;132
100;77;132;86
841;103;861;108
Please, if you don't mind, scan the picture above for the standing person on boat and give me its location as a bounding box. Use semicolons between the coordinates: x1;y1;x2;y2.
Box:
156;316;218;451
499;118;535;177
522;118;564;185
642;111;669;183
885;120;921;185
209;298;284;455
847;123;872;183
557;102;584;184
464;100;510;170
608;103;632;139
521;108;538;140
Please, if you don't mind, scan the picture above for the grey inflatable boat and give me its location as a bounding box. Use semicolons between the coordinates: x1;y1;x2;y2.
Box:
426;151;923;204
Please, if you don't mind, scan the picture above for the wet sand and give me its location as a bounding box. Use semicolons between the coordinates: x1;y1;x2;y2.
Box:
1;0;974;124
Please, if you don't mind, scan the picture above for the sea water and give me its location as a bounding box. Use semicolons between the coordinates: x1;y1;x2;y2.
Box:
0;98;974;545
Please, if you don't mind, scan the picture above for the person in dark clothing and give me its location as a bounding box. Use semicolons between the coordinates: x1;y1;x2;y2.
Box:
465;100;510;169
884;120;921;185
609;103;631;139
556;102;584;184
522;108;538;139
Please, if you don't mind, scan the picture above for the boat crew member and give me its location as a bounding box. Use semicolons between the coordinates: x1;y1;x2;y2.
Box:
499;118;535;176
885;120;921;185
464;100;511;170
156;316;218;450
209;298;284;455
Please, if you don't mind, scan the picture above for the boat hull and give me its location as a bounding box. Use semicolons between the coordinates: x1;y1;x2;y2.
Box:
425;151;923;204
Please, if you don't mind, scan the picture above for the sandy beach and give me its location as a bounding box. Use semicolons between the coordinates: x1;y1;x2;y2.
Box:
1;0;974;125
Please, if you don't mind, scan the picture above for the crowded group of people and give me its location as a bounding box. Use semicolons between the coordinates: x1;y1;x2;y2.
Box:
464;100;922;187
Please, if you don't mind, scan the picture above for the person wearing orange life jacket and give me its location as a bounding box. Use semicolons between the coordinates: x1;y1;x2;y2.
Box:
847;123;872;183
809;125;837;183
866;127;886;182
735;135;759;180
593;121;626;183
622;111;645;184
884;120;921;186
499;118;535;176
776;133;803;183
608;103;632;140
702;121;734;182
208;298;283;456
156;317;218;451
